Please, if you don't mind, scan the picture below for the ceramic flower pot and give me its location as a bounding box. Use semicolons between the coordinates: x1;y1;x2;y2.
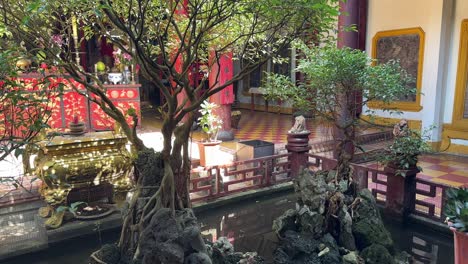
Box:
197;140;221;167
451;227;468;264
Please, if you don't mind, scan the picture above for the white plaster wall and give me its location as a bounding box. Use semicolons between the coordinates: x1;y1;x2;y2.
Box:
364;0;445;131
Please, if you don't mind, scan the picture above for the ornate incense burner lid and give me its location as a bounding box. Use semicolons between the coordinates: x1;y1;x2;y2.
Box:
38;131;128;152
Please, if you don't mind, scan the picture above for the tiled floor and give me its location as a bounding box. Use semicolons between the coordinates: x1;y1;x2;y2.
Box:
140;108;468;188
417;155;468;188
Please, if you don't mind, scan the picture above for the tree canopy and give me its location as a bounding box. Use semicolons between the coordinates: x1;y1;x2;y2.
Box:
264;41;415;180
1;0;343;261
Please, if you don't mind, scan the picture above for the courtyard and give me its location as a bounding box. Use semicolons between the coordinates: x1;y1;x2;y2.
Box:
1;0;468;263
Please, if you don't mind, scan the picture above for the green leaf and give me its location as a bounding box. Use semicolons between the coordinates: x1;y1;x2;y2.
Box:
56;206;69;213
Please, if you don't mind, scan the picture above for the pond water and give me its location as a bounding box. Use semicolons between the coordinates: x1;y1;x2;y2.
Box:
1;191;454;264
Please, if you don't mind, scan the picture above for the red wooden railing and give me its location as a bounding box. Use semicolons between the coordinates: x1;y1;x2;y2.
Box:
306;153;450;223
413;178;449;222
189;153;291;202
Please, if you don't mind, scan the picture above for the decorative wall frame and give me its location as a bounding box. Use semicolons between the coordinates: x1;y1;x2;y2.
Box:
441;19;468;153
451;19;468;129
368;27;425;112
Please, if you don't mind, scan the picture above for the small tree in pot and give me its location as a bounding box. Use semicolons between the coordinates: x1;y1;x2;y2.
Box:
379;121;432;176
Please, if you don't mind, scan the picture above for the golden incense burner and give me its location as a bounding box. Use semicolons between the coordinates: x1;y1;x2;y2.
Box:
34;131;132;207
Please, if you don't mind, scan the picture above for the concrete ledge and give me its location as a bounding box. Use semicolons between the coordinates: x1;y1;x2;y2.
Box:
45;212;122;244
408;214;452;235
0;183;295;261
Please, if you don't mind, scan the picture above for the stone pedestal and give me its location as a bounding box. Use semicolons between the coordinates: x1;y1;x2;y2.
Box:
383;166;419;221
286;132;311;178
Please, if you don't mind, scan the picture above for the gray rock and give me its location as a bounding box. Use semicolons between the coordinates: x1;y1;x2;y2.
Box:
273;209;297;237
318;243;326;251
138;208;208;263
213;237;234;255
338;205;356;251
294;170;331;213
352;189;393;252
320;233;339;253
297;206;324;238
394;251;412;264
89;244;120;264
343;251;363;264
360;244;394;264
185;253;213;264
338;247;349;255
318;234;341;264
273;230;323;263
158;242;185;264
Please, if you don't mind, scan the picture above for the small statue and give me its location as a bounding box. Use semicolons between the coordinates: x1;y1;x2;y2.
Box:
393;119;409;137
289;115;309;134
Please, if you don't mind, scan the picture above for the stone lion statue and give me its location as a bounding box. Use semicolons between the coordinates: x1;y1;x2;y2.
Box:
393;119;409;137
289;115;309;134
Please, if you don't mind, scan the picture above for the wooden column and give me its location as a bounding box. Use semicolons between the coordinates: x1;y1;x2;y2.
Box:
334;0;368;159
209;51;234;141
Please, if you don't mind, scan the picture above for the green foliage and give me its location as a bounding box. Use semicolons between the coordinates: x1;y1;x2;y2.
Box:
264;42;415;118
56;201;87;213
197;100;223;141
0;0;342;154
445;187;468;232
0;50;58;162
264;41;417;179
378;128;432;173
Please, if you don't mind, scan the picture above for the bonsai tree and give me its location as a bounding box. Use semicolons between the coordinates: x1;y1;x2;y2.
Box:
264;41;415;181
0;0;342;261
378;122;432;175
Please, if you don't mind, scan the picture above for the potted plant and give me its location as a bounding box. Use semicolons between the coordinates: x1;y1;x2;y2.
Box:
445;187;468;264
380;122;432;176
197;100;223;167
197;100;223;142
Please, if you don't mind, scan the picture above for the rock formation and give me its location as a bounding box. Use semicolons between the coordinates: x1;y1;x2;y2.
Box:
272;169;408;264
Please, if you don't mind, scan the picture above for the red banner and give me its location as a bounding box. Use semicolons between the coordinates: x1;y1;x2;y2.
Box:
209;51;234;105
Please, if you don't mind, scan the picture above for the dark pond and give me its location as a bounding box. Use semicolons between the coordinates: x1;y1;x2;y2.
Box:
1;191;454;264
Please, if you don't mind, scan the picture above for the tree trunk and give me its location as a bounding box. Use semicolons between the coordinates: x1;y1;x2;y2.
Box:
334;91;356;181
116;113;194;261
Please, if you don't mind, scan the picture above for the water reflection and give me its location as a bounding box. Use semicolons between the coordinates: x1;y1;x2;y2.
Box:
197;191;454;264
198;191;296;262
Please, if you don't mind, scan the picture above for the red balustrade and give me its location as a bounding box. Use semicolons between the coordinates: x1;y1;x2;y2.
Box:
189;153;291;202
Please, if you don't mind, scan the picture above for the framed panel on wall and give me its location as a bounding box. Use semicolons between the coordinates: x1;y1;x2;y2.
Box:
449;19;468;130
368;27;425;112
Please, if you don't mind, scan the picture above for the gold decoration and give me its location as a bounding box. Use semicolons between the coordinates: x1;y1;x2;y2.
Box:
34;131;133;225
45;211;65;229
